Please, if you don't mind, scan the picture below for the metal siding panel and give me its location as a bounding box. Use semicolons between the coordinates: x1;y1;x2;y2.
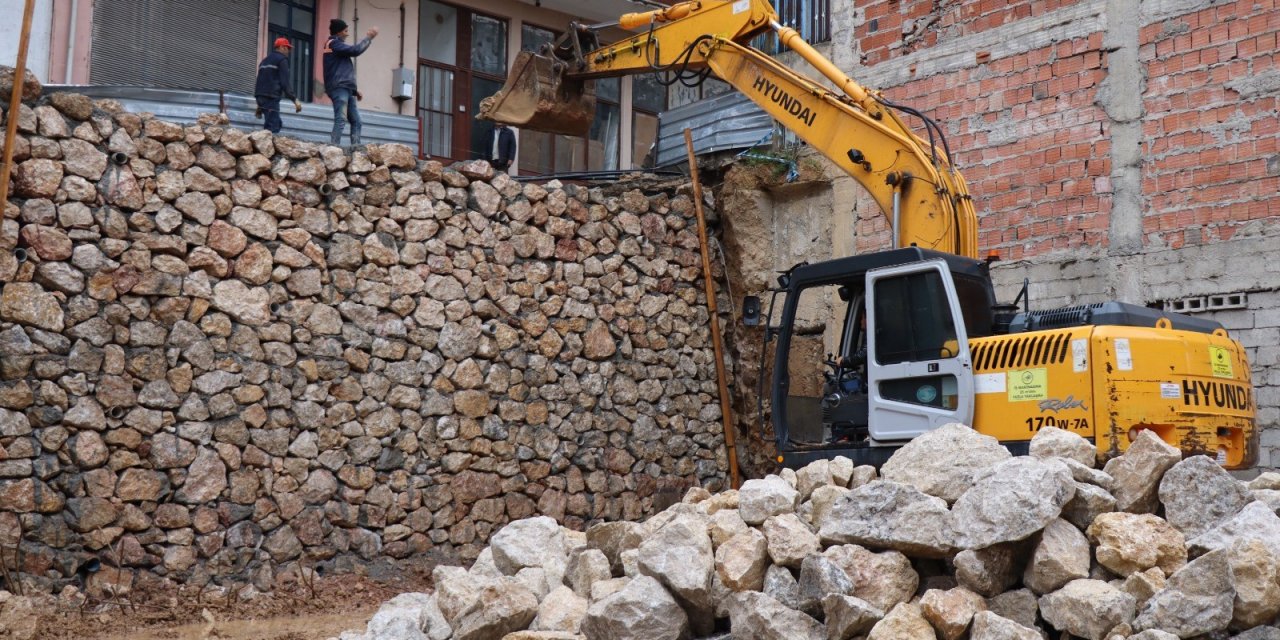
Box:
655;92;774;167
44;85;420;151
91;0;258;94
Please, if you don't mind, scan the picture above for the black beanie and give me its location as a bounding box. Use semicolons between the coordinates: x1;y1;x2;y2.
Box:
330;18;348;35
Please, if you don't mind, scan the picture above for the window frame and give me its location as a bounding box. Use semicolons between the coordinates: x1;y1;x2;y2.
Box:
416;0;509;162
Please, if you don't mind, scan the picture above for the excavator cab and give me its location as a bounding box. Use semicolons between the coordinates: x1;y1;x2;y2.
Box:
477;27;599;136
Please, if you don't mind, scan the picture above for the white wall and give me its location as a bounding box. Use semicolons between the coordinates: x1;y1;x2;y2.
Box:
0;0;54;82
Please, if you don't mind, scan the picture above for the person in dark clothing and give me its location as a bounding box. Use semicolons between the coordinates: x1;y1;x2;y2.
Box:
491;123;516;172
323;18;377;147
254;37;301;134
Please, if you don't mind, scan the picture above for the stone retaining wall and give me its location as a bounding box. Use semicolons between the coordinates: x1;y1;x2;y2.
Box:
0;90;728;593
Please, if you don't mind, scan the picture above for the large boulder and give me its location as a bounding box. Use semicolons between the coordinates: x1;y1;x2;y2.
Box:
763;513;820;568
919;587;987;640
879;423;1011;503
1188;501;1280;559
581;575;689;640
1039;579;1137;640
970;611;1041;640
1229;539;1280;629
1029;426;1098;467
636;513;714;634
714;529;769;592
728;591;825;640
451;579;540;640
1158;456;1252;538
867;602;937;640
1023;518;1091;594
950;457;1076;550
738;475;798;525
954;542;1026;598
1102;430;1181;514
491;516;567;577
1133;548;1235;638
823;544;919;613
818;481;956;558
1086;512;1186;577
824;594;884;640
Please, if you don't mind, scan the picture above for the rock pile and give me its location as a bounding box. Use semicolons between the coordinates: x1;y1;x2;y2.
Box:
0;85;727;592
340;425;1280;640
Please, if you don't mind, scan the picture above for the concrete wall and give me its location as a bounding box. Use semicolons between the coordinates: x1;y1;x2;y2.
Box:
714;0;1280;470
0;0;53;83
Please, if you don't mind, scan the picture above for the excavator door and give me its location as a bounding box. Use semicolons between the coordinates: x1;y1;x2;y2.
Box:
476;51;596;137
866;260;975;440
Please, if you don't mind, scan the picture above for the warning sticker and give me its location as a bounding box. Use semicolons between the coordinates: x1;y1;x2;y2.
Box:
1008;368;1048;402
1115;338;1133;371
975;373;1006;394
1208;346;1234;378
1160;383;1181;399
1072;339;1088;373
733;0;750;13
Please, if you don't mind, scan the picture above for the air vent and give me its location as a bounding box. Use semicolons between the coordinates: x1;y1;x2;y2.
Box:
973;332;1072;372
1022;304;1105;330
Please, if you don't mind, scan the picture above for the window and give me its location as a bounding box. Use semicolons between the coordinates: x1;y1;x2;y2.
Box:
589;78;621;171
417;1;508;162
267;0;316;101
632;73;667;169
753;0;831;54
873;270;958;366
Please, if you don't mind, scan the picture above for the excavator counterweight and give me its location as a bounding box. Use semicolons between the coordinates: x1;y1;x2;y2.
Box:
478;51;595;137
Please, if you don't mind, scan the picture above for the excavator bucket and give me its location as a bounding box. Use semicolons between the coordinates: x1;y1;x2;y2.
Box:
477;51;596;137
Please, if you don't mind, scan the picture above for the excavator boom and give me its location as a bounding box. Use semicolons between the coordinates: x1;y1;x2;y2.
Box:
478;0;978;258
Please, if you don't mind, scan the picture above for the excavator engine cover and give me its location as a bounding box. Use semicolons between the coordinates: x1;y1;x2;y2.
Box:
477;51;596;137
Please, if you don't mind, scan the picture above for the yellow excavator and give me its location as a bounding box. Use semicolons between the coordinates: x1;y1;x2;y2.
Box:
479;0;1257;469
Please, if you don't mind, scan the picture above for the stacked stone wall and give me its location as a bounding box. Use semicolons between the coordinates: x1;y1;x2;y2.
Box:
0;91;727;592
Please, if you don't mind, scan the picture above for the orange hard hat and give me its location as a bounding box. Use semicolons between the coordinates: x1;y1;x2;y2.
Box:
273;37;293;49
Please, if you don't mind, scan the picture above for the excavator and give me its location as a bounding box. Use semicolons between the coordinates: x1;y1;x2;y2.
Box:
479;0;1257;469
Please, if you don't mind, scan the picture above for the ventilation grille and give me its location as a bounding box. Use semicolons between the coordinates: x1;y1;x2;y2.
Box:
973;332;1073;372
91;0;258;94
1021;304;1106;330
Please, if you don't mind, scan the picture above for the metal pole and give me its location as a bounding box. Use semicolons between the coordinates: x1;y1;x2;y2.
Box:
684;128;741;489
0;0;38;212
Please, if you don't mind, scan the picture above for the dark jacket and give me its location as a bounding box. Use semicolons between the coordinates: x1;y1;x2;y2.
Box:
323;35;373;94
494;127;516;164
254;50;296;101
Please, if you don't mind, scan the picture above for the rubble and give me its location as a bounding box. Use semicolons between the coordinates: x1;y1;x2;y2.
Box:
338;425;1280;639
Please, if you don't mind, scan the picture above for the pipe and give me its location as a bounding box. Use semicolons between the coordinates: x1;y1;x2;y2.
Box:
107;406;126;420
109;151;129;165
891;185;901;248
318;183;334;196
684;128;741;489
0;0;37;214
64;0;79;84
13;248;28;263
771;20;879;115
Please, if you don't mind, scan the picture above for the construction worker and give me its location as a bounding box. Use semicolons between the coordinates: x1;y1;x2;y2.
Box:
323;18;378;148
491;122;516;172
254;37;302;134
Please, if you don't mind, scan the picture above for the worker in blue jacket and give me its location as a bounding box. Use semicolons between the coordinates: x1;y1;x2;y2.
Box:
254;37;302;134
323;18;378;147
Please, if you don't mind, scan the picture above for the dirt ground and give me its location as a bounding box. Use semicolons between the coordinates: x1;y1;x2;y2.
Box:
22;564;434;640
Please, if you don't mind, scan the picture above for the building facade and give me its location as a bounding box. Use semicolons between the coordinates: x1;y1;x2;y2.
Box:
1;0;667;174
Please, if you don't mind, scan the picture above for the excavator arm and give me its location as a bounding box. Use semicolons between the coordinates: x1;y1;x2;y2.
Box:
479;0;979;258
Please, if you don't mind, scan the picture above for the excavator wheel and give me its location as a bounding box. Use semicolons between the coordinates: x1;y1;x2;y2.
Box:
477;51;596;137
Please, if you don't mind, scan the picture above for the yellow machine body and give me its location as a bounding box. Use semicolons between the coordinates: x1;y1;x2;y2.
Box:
970;324;1256;468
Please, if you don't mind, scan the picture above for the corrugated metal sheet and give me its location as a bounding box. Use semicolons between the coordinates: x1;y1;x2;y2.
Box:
655;91;775;167
90;0;258;94
43;85;420;151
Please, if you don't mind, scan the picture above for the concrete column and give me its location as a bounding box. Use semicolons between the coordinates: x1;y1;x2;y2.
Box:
1101;0;1145;302
620;77;634;171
